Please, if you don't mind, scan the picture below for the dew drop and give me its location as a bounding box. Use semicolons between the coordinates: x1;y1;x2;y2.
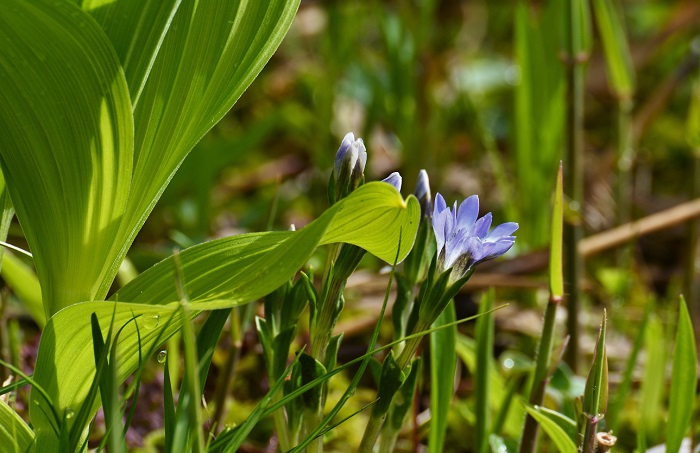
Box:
157;350;167;364
142;314;160;329
65;408;75;419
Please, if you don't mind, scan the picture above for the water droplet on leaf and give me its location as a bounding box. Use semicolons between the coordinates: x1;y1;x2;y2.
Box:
157;350;167;364
142;314;160;329
65;408;75;419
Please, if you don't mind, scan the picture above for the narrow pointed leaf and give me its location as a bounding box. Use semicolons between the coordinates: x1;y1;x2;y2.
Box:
591;0;635;98
430;303;457;453
0;0;133;316
550;163;564;298
666;296;697;453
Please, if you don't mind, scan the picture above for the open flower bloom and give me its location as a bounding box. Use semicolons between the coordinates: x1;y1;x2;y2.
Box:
432;193;517;280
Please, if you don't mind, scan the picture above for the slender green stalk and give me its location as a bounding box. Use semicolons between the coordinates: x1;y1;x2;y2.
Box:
616;97;634;267
563;0;588;373
520;164;564;453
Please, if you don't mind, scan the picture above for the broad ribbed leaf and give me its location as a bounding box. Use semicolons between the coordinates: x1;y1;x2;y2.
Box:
0;399;33;453
0;0;133;316
80;0;182;107
113;183;419;308
30;183;420;448
95;0;302;298
666;296;697;453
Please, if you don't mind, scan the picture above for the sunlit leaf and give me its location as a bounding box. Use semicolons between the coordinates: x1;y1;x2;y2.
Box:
0;0;133;316
113;183;420;308
30;183;419;448
94;0;303;298
0;399;33;453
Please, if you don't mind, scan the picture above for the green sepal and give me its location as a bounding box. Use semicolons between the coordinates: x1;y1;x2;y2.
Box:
298;352;327;411
373;351;406;415
388;358;422;431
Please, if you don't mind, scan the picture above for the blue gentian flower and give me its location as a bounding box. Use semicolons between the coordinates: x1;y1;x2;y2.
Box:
432;193;517;280
382;172;402;191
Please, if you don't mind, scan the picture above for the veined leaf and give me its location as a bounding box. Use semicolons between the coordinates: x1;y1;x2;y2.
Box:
113;183;420;308
30;183;420;448
0;399;33;453
666;296;697;453
95;0;303;299
0;0;133;317
80;0;182;108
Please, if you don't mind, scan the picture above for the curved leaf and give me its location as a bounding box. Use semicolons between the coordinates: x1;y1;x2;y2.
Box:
30;183;420;448
522;404;577;453
0;0;133;316
113;183;420;308
96;0;302;298
0;399;33;453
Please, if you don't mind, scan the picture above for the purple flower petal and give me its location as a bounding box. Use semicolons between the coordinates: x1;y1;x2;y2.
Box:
433;193;447;218
486;222;519;239
382;172;402;191
456;195;479;230
473;212;492;238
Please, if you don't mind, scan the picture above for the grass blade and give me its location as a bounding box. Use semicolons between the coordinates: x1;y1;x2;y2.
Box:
473;291;494;453
666;296;697;453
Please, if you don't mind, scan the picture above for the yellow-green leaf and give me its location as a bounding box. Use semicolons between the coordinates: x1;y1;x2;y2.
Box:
30;183;420;448
0;0;133;317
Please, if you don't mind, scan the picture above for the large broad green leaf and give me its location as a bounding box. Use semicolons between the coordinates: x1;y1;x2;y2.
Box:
0;0;133;317
0;399;33;453
80;0;182;108
666;296;697;453
112;183;419;308
30;183;420;449
91;0;302;298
